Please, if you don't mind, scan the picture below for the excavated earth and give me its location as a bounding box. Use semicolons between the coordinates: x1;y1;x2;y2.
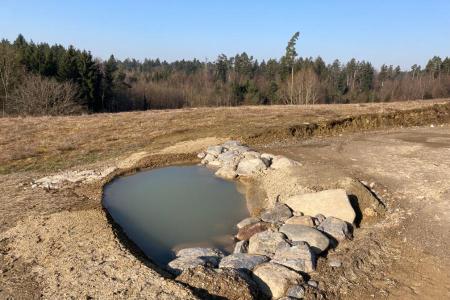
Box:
1;100;450;299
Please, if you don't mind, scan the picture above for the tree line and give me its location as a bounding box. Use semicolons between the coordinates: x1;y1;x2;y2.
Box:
1;33;450;116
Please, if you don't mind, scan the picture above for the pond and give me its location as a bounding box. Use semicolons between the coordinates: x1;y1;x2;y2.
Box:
103;165;249;266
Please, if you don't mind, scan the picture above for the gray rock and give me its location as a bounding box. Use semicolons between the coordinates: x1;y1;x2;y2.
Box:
317;217;352;242
219;253;269;271
222;140;242;149
285;215;315;227
253;263;304;299
270;156;301;170
215;166;237;180
176;247;225;258
248;230;290;257
279;224;330;254
233;240;249;254
217;151;241;167
167;256;214;275
237;217;261;229
236;158;267;176
284;189;356;224
243;151;261;159
286;285;305;299
261;204;293;224
206;145;224;156
272;241;315;273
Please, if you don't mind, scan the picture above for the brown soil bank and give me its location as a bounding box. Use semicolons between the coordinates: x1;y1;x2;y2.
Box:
0;99;450;299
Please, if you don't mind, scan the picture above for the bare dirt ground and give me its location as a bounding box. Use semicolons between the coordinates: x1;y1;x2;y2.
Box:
1;99;450;299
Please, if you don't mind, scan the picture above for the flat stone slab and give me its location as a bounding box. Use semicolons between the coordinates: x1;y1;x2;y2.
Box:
279;224;330;254
260;203;293;224
253;263;304;299
236;217;261;229
219;253;269;271
248;230;290;257
272;242;316;273
168;256;216;275
284;189;356;224
176;247;225;258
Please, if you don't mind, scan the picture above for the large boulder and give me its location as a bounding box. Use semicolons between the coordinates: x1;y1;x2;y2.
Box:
217;150;241;167
168;256;215;275
279;224;330;254
169;247;225;274
206;145;224;156
236;158;267;176
284;189;356;224
236;222;271;241
237;217;261;229
317;217;352;242
215;166;237;180
219;253;269;271
248;231;290;257
176;265;258;300
272;242;315;273
253;263;304;299
270;156;301;170
260;204;293;224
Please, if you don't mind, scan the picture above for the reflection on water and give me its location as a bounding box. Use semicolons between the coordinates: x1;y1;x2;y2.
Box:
103;165;248;266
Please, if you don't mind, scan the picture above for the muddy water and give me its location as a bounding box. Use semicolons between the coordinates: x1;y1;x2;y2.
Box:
103;166;248;266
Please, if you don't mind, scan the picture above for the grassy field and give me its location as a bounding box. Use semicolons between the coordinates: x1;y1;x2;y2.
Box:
1;99;449;175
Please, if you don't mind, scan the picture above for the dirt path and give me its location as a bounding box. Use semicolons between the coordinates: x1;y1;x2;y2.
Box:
265;125;450;299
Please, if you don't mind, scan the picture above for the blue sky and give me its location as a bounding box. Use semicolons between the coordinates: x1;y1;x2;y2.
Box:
1;0;449;69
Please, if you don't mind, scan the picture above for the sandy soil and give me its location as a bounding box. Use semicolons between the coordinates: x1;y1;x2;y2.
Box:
1;99;450;299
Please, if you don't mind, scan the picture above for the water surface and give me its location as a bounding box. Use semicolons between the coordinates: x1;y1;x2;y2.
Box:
103;165;248;266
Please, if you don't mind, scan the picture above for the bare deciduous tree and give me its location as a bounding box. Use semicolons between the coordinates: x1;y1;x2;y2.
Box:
10;74;83;116
0;44;20;117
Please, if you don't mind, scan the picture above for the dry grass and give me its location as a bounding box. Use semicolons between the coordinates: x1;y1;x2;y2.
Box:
0;99;449;174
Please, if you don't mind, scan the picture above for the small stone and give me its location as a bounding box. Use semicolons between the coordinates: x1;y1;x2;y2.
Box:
293;211;304;217
219;253;269;271
328;258;342;268
272;242;316;273
286;285;305;298
236;217;261;229
363;207;377;217
279;224;330;254
215;166;237;180
284;189;356;224
261;204;293;224
176;265;258;300
236;222;270;241
253;263;304;299
197;152;206;159
201;153;216;164
285;216;315;227
308;280;318;288
248;230;290;257
270;156;301;170
233;240;249;254
317;217;352;242
236;158;267;176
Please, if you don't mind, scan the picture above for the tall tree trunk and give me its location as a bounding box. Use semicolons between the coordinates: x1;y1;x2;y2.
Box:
290;66;294;104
